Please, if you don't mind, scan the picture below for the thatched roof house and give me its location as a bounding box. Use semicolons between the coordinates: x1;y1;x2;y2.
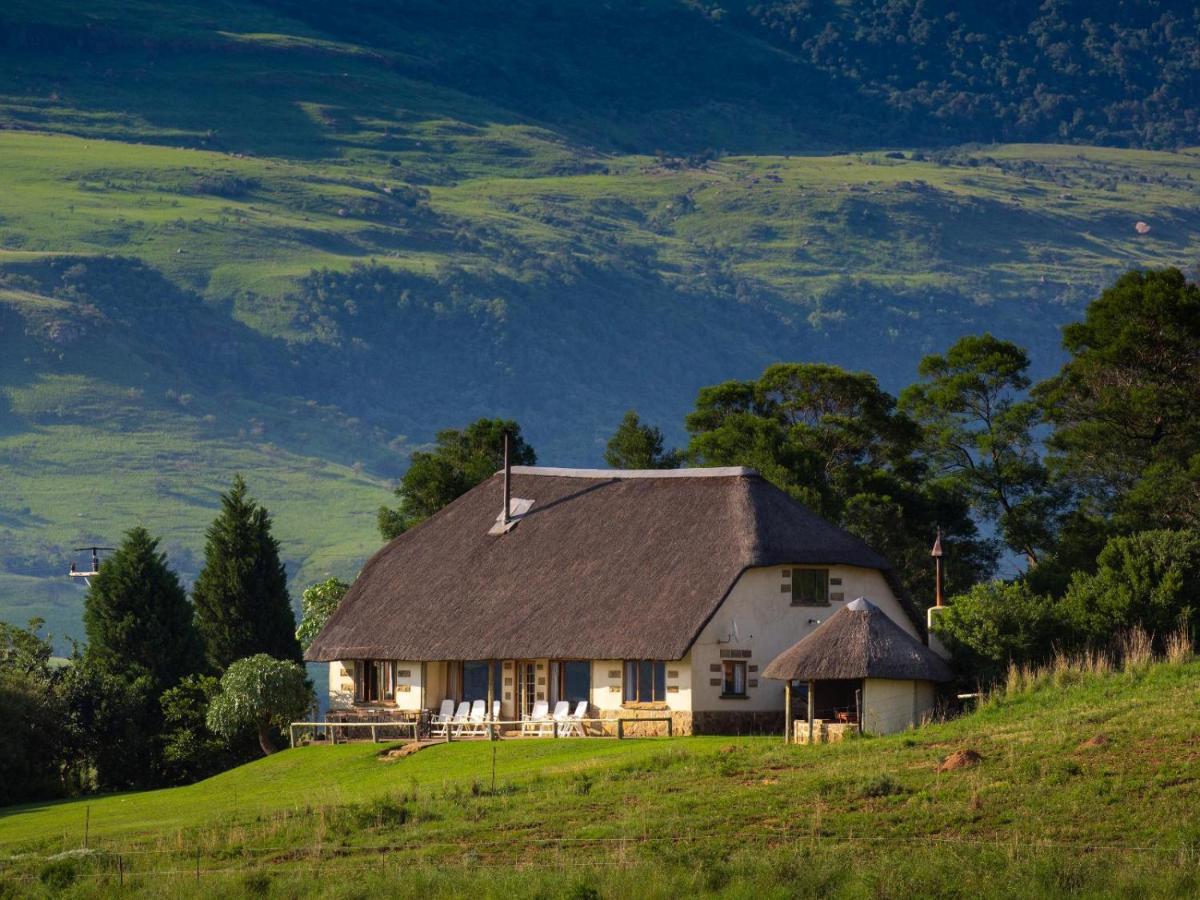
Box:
308;466;933;736
764;597;952;739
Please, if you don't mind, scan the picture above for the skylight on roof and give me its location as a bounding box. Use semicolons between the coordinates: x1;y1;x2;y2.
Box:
488;497;534;535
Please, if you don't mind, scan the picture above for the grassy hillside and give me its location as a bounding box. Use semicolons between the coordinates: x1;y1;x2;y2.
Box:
3;0;1200;648
3;658;1200;896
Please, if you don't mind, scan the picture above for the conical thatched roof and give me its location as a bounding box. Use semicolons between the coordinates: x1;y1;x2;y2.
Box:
306;467;920;662
762;598;952;682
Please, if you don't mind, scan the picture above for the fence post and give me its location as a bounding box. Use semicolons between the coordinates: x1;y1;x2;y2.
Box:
371;724;378;743
289;724;295;749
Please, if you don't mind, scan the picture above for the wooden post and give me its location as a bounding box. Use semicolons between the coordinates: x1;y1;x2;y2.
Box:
486;659;495;727
617;719;625;740
784;681;792;744
807;680;815;744
370;724;378;743
289;724;296;749
667;717;672;738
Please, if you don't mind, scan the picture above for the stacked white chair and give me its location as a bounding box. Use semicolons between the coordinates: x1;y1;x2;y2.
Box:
521;699;549;735
430;698;456;737
448;701;471;736
548;700;571;736
560;701;589;737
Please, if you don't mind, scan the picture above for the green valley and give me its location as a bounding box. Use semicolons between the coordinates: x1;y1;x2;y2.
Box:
2;1;1200;646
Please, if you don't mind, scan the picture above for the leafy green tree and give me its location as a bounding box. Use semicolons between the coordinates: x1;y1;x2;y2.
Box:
930;580;1064;685
193;476;302;672
378;419;536;540
0;616;54;676
83;527;204;694
604;411;681;469
296;578;350;651
686;362;995;607
1035;268;1200;528
207;655;313;756
160;674;247;784
901;334;1058;566
60;659;159;791
0;619;68;804
1060;529;1200;647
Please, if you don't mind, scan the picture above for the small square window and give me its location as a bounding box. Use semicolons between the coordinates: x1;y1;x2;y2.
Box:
722;661;747;697
791;569;829;606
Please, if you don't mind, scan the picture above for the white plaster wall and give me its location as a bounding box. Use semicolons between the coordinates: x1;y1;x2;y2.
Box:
591;660;625;711
329;661;354;709
666;654;692;711
393;661;423;711
863;678;938;734
926;606;951;659
690;565;918;713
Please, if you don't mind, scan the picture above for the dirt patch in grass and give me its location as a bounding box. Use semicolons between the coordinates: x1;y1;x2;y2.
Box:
936;749;982;772
379;742;424;761
1079;734;1109;749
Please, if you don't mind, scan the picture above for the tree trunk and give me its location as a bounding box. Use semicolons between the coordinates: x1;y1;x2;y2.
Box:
257;720;278;756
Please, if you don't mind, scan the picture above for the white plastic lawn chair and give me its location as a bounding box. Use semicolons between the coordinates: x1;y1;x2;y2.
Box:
430;699;456;737
462;699;487;736
448;701;470;736
560;701;588;737
521;699;549;735
548;700;571;736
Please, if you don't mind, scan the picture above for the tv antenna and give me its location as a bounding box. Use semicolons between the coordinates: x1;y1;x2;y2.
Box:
69;546;115;586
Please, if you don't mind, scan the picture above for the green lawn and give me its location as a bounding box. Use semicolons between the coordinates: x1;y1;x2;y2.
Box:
4;1;1200;656
4;659;1200;896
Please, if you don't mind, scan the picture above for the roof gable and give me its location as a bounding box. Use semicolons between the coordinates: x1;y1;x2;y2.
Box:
306;468;908;662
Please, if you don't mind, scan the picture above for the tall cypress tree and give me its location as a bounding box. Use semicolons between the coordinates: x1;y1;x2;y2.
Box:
81;526;204;789
83;526;204;694
193;475;302;671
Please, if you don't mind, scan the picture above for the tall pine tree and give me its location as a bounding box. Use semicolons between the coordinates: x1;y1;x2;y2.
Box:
80;527;204;789
83;527;204;694
193;475;302;671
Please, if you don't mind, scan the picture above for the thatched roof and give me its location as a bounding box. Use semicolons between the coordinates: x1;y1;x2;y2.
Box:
306;467;918;662
762;598;952;683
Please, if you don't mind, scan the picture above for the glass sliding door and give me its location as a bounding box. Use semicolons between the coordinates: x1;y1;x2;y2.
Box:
516;661;538;719
551;660;591;706
456;660;502;705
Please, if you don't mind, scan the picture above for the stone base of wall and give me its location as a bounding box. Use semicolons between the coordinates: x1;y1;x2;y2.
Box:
692;710;785;736
595;708;693;737
792;719;856;744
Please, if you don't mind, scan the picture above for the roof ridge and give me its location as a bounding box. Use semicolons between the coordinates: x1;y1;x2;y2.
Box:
503;465;759;479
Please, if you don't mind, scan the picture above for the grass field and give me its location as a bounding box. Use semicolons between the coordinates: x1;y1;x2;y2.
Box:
4;658;1200;896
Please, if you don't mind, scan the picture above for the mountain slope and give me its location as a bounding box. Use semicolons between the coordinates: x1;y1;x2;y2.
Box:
2;1;1200;647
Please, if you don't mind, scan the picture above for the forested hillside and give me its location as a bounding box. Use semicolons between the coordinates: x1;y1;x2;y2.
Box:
2;0;1199;646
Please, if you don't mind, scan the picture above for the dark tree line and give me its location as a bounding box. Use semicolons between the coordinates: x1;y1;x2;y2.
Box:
1;477;308;804
738;0;1200;149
